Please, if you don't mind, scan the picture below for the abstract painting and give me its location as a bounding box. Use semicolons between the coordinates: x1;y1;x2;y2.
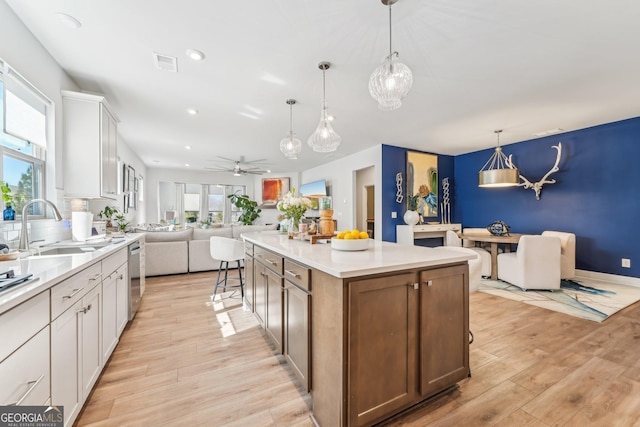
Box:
406;151;438;217
261;177;290;208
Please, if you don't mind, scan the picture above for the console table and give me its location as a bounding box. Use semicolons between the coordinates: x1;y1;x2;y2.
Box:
396;223;462;245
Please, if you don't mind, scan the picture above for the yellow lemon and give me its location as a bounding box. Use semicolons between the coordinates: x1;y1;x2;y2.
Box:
350;231;360;239
336;232;346;239
359;231;369;239
351;229;360;236
343;233;354;240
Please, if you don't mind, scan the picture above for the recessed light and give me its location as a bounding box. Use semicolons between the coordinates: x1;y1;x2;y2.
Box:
185;163;190;167
55;12;82;29
185;49;205;61
185;145;191;150
186;108;198;115
266;169;272;173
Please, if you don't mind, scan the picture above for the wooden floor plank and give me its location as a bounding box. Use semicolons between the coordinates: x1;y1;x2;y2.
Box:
76;271;640;426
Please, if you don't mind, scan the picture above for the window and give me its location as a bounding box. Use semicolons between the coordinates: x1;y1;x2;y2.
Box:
0;59;48;217
158;181;247;225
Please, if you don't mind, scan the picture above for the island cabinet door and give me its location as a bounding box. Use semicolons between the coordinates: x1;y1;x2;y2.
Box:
418;264;469;398
347;272;418;427
265;268;284;353
254;262;267;327
284;281;311;391
244;255;255;312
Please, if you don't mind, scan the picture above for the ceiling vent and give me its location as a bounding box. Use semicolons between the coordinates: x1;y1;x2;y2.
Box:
152;52;178;72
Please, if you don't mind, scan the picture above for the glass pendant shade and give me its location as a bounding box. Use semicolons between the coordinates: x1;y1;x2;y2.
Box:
369;54;413;111
280;99;302;159
308;62;341;153
280;132;302;159
369;0;413;111
478;130;520;187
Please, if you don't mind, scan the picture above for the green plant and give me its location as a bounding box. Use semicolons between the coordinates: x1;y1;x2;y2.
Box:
408;194;420;211
113;213;129;232
228;192;261;225
98;205;119;228
1;182;13;208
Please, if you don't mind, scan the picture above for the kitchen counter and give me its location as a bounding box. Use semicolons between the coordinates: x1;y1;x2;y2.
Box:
241;231;473;278
0;233;144;315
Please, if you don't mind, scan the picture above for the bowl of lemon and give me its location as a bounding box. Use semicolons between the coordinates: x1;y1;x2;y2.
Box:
331;229;370;251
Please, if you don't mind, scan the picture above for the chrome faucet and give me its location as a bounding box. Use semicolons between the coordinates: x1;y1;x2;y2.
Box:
18;199;63;251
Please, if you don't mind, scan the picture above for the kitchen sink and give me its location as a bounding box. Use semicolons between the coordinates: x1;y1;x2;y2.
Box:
28;241;114;257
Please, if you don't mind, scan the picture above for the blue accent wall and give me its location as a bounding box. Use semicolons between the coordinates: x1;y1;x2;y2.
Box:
381;144;455;243
454;117;640;278
380;117;640;278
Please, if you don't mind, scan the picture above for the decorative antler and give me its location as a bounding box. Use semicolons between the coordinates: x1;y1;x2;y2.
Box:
507;142;562;200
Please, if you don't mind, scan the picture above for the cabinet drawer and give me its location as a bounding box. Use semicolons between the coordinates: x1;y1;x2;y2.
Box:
283;259;311;292
102;247;128;275
51;262;102;320
0;291;49;363
255;247;283;274
0;326;50;406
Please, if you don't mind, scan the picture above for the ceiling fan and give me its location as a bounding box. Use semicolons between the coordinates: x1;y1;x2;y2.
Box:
205;156;272;176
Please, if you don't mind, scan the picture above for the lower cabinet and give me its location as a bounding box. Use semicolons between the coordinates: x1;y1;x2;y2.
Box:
265;268;284;353
244;253;255;312
284;281;311;391
346;264;469;426
115;264;128;335
52;282;102;427
102;272;118;361
254;262;267;327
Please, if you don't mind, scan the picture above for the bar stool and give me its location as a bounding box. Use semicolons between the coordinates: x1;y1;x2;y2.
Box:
210;236;245;300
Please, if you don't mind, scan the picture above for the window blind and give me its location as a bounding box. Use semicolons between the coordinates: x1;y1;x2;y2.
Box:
3;66;49;148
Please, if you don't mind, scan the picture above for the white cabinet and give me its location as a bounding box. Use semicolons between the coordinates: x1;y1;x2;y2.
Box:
0;291;50;407
62;90;119;199
102;247;128;345
51;261;104;427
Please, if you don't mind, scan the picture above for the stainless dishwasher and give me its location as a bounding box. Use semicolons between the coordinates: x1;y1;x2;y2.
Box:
128;241;143;320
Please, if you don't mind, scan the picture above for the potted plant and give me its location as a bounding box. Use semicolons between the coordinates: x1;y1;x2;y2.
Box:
98;206;119;229
113;212;130;233
228;192;261;225
1;182;15;221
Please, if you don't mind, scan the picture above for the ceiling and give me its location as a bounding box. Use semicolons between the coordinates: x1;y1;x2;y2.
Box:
5;0;640;174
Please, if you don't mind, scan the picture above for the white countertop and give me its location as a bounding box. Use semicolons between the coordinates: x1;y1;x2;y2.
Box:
0;233;144;315
242;231;473;279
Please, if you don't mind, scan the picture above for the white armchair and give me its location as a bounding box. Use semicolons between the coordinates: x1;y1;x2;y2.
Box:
497;235;561;290
541;230;576;279
446;230;491;278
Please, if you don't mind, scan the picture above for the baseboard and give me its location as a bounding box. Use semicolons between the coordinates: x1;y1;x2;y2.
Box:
575;269;640;288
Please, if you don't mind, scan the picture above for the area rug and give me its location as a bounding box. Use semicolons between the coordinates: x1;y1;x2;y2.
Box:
479;278;640;322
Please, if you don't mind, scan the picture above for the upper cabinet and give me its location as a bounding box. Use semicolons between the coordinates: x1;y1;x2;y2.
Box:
62;90;119;199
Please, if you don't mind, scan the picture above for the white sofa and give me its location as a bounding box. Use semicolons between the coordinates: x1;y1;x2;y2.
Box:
143;224;277;276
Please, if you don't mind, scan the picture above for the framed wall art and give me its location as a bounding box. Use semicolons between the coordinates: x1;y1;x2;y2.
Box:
261;177;290;208
406;151;438;217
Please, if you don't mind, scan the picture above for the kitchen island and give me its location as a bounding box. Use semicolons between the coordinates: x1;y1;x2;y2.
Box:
242;232;473;427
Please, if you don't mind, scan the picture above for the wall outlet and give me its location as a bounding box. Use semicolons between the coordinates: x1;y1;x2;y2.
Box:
391;211;397;219
622;258;631;268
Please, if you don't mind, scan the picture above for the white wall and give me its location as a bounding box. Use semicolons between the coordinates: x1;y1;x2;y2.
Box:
301;145;382;235
1;3;148;241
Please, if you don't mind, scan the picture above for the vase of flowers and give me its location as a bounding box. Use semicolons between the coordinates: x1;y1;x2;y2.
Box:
277;187;313;234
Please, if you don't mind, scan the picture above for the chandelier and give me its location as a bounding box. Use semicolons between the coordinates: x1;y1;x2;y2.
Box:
280;99;302;159
369;0;413;111
307;62;341;153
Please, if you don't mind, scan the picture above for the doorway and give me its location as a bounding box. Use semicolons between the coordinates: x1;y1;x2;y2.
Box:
356;166;375;238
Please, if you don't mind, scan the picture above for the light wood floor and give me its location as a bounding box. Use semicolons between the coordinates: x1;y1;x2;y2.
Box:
76;271;640;426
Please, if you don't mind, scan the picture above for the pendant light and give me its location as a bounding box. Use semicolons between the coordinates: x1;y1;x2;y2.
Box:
308;61;341;153
369;0;413;111
478;130;520;187
280;99;302;159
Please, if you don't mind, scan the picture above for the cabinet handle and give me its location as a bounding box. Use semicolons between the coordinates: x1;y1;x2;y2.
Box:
117;274;124;280
78;303;92;314
284;270;301;279
264;258;276;266
63;287;84;299
412;283;419;290
8;374;45;406
425;280;433;287
259;271;267;277
89;273;103;281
